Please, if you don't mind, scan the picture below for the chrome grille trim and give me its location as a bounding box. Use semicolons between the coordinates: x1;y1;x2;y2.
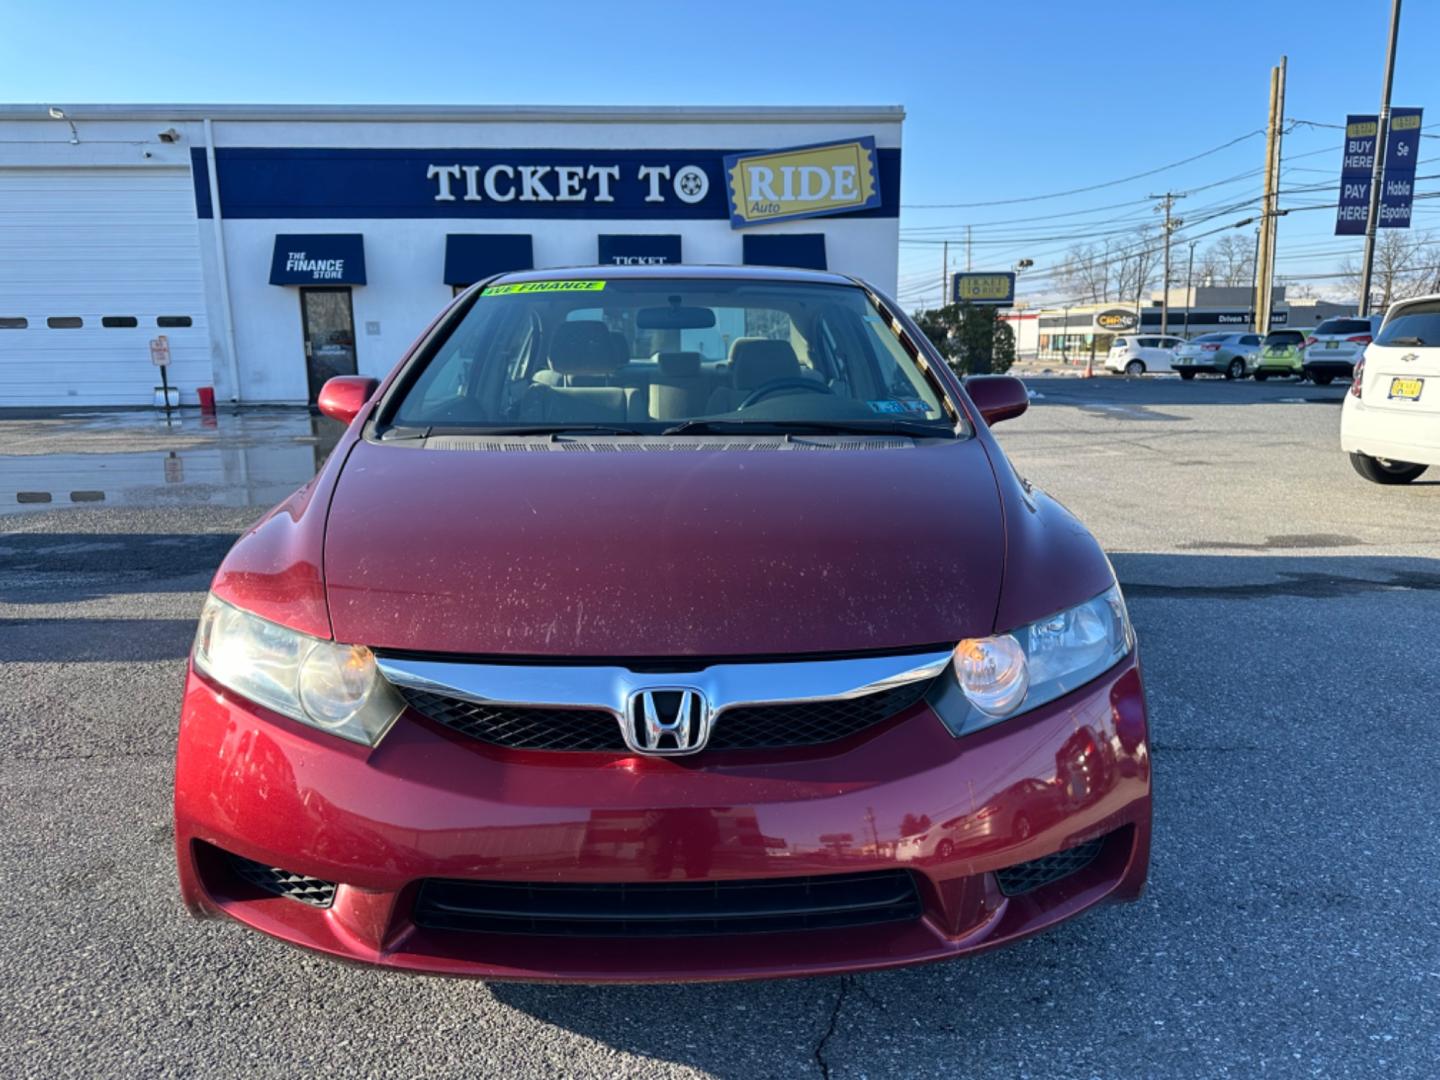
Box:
376;650;953;730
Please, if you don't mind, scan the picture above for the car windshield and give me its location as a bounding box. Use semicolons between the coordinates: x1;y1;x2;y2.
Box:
1375;300;1440;347
382;277;957;436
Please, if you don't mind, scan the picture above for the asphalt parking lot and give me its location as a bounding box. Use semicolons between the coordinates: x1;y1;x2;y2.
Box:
2;376;1437;1079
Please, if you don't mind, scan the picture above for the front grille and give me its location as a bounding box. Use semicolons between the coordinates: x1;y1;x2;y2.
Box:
226;852;336;908
412;870;922;937
400;690;620;751
400;679;930;753
993;839;1104;897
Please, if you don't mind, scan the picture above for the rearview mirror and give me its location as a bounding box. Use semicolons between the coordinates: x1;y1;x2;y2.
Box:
317;375;379;426
964;375;1029;426
636;306;716;330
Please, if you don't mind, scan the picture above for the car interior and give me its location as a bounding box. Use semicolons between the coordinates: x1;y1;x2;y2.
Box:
387;284;951;431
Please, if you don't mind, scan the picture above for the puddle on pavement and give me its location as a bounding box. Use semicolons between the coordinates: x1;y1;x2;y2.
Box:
0;408;344;514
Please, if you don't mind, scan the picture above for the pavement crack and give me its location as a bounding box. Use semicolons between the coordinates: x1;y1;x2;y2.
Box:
813;975;851;1080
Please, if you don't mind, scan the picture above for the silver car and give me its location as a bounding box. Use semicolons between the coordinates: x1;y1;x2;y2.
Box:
1303;315;1382;385
1171;332;1262;380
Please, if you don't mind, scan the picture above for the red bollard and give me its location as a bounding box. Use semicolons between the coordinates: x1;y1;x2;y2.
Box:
197;386;216;414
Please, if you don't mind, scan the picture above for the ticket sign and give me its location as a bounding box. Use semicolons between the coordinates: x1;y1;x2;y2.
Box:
724;137;881;228
951;272;1016;306
149;335;170;367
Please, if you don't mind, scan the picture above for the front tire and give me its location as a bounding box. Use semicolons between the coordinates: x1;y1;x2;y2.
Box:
1226;358;1245;380
1350;453;1428;485
1125;359;1145;376
1179;370;1196;381
1311;372;1334;386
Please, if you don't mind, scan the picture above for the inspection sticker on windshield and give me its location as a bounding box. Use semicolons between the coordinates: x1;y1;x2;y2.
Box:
482;281;606;296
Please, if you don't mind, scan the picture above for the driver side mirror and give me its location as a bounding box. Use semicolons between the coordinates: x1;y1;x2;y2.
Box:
964;375;1029;426
317;376;379;426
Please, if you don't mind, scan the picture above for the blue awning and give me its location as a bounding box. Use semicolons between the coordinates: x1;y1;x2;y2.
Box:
597;234;682;266
269;234;366;285
741;233;827;271
444;234;534;286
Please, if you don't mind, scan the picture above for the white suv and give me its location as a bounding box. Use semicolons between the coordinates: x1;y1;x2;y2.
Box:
1340;295;1439;484
1106;335;1183;375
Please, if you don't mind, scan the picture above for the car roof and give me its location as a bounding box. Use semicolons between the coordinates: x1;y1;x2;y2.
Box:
483;263;859;288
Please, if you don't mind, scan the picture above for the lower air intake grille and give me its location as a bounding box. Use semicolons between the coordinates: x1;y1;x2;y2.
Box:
993;839;1105;897
413;870;922;937
227;852;337;908
400;679;931;753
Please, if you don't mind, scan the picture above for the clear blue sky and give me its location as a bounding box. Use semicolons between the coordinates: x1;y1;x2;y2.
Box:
7;0;1438;308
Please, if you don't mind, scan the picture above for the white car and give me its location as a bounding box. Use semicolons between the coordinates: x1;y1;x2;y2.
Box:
1340;295;1438;484
1303;315;1383;385
1105;334;1183;375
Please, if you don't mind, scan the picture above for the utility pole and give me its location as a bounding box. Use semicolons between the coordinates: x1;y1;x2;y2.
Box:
1184;239;1198;339
966;225;973;272
1149;192;1185;336
941;241;949;309
1254;56;1287;336
1360;0;1403;315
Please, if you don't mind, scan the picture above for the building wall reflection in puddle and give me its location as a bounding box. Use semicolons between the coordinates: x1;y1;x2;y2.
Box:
2;408;343;513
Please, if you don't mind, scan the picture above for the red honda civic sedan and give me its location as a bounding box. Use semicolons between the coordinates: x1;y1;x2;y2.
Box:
175;265;1151;982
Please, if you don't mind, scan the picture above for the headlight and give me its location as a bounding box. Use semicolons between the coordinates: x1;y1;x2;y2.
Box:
936;583;1134;736
192;594;401;746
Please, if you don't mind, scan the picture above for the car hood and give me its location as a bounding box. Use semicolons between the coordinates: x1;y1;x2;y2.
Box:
323;437;1006;657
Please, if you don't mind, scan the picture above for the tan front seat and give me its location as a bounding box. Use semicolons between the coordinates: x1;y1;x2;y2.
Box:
705;338;802;413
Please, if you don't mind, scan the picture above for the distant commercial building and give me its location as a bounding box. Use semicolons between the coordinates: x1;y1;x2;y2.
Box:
1005;286;1358;360
0;104;902;406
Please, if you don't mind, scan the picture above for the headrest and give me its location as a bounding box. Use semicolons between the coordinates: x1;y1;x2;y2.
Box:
729;338;800;389
655;351;702;377
549;322;624;376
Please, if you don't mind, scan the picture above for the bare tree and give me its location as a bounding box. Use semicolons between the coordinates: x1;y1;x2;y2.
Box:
1056;243;1110;303
1203;235;1256;287
1340;230;1439;308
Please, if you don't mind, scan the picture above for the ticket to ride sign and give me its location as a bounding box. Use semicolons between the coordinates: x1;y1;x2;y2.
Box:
724;137;881;228
952;272;1016;306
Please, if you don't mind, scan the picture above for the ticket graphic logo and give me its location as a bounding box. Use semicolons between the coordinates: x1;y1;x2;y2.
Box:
724;138;881;228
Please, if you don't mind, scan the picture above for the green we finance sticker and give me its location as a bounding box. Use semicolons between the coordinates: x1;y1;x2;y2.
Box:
481;281;607;296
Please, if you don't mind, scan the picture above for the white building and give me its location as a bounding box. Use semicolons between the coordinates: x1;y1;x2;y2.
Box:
0;104;903;406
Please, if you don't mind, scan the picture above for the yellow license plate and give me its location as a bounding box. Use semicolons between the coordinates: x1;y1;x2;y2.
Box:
1388;377;1424;400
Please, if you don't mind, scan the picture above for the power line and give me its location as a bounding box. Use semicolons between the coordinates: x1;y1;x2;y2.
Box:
900;128;1265;209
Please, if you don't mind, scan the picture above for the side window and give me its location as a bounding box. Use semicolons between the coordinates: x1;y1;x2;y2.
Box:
1242;335;1260;346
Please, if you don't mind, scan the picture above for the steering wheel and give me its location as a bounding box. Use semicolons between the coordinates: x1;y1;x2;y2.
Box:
736;377;835;410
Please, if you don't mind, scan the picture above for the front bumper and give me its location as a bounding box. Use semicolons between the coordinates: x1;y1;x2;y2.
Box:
175;656;1152;983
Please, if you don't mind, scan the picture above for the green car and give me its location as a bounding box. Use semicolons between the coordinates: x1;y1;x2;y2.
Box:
1252;329;1309;381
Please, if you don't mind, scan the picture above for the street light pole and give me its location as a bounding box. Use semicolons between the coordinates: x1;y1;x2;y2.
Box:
1359;0;1403;316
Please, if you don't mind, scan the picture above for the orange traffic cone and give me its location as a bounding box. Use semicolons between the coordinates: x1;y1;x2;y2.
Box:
1082;353;1094;379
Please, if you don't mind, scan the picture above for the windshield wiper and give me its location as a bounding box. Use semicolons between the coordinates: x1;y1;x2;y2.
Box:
661;418;955;438
425;424;647;438
1383;336;1427;346
378;424;432;441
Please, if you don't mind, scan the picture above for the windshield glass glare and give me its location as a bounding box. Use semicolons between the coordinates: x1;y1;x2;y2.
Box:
386;278;953;433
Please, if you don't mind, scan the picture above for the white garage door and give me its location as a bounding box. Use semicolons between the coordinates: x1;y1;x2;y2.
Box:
0;168;210;406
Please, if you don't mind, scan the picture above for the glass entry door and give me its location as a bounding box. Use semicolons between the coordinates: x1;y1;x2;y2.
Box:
299;287;357;402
